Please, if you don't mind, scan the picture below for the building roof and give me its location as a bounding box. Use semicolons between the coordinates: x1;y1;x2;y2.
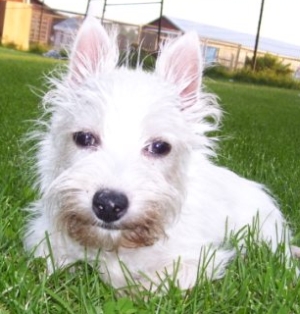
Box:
31;0;64;16
53;17;83;33
151;16;300;60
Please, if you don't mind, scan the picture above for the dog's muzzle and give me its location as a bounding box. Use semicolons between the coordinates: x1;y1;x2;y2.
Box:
92;189;129;223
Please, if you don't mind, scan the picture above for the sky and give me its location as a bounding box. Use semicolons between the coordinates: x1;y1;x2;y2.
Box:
44;0;300;46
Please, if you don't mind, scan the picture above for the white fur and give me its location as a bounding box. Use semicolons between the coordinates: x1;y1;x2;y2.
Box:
24;17;292;291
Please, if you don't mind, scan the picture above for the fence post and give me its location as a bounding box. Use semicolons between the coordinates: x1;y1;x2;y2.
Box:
234;44;241;70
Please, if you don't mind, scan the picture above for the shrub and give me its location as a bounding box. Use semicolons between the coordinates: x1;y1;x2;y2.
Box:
204;64;233;79
233;69;300;89
28;43;49;54
204;55;300;90
2;41;18;50
59;48;68;59
245;54;293;76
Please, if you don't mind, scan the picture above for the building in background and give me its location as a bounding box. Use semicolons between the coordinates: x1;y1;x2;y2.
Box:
0;3;299;74
0;0;32;49
0;0;64;50
30;0;65;45
52;17;139;51
52;17;82;49
140;16;300;71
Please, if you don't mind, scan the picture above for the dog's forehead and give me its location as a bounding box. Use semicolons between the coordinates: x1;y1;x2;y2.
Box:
106;68;175;106
95;68;180;126
100;71;179;144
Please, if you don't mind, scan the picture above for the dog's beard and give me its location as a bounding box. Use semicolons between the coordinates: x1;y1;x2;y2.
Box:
54;189;175;251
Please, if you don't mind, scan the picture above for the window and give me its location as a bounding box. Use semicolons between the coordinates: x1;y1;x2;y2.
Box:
205;46;219;65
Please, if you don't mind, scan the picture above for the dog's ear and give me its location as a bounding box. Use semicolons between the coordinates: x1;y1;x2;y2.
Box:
156;32;202;109
68;17;118;83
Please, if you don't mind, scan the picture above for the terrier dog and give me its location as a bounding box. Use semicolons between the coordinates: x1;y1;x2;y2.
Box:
24;16;294;290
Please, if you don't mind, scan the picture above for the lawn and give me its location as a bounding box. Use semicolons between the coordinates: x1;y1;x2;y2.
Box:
1;47;300;313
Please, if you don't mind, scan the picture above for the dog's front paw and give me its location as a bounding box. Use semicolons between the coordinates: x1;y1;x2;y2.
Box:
25;226;72;273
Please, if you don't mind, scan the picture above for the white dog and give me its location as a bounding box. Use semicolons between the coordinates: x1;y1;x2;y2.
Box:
25;17;294;290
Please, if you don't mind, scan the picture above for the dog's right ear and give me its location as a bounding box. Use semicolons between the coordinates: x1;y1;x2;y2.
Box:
68;17;118;83
156;32;202;110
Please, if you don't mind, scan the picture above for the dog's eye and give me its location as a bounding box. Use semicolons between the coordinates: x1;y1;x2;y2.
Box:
144;140;171;157
73;132;99;148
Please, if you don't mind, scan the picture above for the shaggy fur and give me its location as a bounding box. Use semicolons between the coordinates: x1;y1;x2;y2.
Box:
24;16;294;290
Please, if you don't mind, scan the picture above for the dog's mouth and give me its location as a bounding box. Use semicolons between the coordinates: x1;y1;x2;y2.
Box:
99;221;122;230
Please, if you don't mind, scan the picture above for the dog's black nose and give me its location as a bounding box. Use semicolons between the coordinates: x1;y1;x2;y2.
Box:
92;189;129;223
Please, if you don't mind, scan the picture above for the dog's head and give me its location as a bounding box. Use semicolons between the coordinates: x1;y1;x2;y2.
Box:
37;17;220;250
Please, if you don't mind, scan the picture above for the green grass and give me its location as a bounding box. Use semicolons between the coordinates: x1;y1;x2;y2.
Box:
1;48;300;313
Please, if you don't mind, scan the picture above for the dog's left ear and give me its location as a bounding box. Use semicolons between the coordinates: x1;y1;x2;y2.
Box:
156;32;202;109
68;16;118;83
